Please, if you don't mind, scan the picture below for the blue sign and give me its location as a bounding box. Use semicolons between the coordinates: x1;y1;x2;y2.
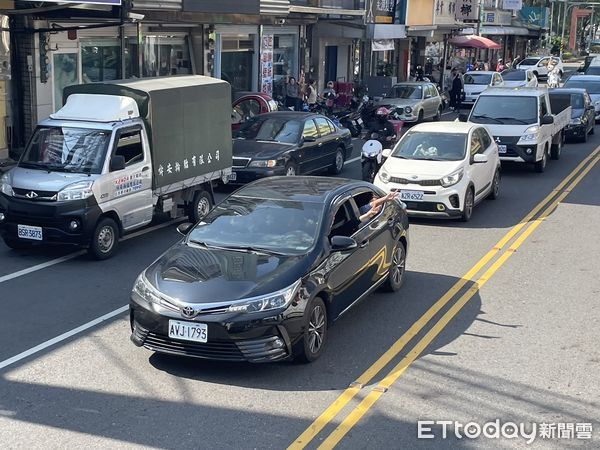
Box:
520;7;550;29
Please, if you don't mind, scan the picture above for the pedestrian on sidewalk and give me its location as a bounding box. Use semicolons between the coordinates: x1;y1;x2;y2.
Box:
305;79;318;111
449;70;463;111
285;77;301;111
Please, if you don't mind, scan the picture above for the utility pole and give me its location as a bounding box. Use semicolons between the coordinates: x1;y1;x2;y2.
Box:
590;7;595;48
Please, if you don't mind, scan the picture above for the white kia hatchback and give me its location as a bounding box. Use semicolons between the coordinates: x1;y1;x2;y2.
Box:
374;122;501;221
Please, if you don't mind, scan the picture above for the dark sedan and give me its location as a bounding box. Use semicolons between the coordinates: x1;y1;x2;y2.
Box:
130;177;409;363
550;88;595;142
229;112;352;184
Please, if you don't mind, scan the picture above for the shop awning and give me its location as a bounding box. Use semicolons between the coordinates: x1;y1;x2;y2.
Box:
289;5;365;16
461;26;532;36
448;35;502;49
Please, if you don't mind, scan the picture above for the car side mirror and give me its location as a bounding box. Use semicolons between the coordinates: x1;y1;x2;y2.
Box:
473;153;488;164
177;222;194;235
458;113;468;122
110;155;126;172
541;115;554;125
303;135;317;143
382;148;392;158
330;235;358;252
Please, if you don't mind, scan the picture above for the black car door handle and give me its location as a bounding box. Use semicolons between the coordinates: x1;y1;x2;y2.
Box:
142;166;150;172
359;239;369;248
387;218;395;227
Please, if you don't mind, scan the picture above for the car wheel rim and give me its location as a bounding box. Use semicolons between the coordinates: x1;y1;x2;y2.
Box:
465;191;473;217
391;247;406;285
493;173;500;196
335;151;344;171
98;226;114;253
308;305;325;354
286;166;296;176
197;197;210;218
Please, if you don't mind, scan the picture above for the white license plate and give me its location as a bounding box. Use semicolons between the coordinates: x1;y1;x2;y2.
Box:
399;190;424;202
17;225;42;241
168;320;208;343
498;145;507;154
227;172;237;181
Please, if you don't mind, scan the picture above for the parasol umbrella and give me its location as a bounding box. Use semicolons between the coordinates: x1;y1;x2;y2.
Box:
448;35;502;50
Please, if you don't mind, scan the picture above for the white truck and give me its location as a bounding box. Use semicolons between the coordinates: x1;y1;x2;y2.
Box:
0;76;232;258
461;87;571;172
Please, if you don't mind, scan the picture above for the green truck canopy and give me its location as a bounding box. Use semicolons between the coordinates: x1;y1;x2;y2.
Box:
64;76;232;190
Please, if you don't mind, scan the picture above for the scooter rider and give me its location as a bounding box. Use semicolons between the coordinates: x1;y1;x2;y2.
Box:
369;107;396;146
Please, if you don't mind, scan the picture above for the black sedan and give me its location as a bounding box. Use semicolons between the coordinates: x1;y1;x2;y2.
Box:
550;88;595;142
130;177;409;363
229;112;352;184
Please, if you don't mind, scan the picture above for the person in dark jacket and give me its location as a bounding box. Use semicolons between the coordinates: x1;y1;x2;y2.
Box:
449;70;463;111
285;77;301;111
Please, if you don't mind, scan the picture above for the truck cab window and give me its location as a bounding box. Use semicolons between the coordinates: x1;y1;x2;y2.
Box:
116;129;144;166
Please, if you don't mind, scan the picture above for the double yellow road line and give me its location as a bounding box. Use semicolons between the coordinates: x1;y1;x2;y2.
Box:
289;145;600;450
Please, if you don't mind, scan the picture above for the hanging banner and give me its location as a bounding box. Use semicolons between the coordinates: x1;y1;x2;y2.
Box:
519;7;550;29
456;0;478;22
260;34;274;96
365;0;397;24
502;0;523;11
372;39;395;51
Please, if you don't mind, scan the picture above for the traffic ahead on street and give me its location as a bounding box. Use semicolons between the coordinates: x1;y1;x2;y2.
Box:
0;67;599;449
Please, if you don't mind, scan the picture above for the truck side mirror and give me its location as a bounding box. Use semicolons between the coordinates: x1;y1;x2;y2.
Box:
110;155;126;172
541;115;554;125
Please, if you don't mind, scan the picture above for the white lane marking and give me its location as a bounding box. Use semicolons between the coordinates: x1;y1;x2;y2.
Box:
0;305;129;370
0;219;182;285
344;156;361;166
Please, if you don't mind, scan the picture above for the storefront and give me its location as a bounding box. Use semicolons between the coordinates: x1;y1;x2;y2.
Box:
262;26;299;100
40;25;195;116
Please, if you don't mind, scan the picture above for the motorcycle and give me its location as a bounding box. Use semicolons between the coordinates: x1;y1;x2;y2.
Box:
361;132;395;183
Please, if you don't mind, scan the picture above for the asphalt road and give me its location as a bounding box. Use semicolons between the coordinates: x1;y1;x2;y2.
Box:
1;108;599;449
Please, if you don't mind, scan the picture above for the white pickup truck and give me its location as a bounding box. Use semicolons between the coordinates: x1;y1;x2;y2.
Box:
461;87;571;172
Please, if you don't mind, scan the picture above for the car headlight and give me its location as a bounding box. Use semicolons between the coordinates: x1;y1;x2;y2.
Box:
441;168;464;188
228;279;301;313
248;159;277;168
132;272;178;311
518;125;540;143
378;168;390;184
571;117;582;125
0;173;13;197
404;106;413;114
57;180;94;201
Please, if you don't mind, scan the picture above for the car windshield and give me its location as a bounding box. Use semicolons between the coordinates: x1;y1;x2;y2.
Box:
585;66;600;75
502;70;526;81
388;85;423;99
470;96;538;125
187;195;323;254
19;126;110;174
391;131;467;161
464;74;492;85
571;94;585;108
520;58;540;66
564;80;600;94
234;117;302;144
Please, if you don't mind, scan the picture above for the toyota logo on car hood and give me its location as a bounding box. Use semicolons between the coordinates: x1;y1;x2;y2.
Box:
25;191;38;199
181;306;197;318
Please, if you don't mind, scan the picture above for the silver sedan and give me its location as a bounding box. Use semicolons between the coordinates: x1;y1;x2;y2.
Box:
376;82;443;123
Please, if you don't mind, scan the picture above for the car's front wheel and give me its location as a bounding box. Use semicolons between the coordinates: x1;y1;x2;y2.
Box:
88;217;119;260
295;297;327;363
488;169;501;200
285;162;297;176
461;187;474;222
